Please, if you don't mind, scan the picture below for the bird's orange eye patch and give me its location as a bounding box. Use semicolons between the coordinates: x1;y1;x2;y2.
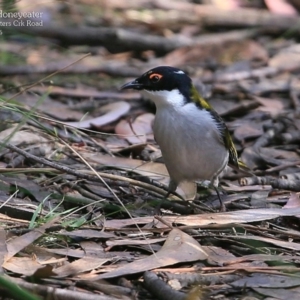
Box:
149;73;163;81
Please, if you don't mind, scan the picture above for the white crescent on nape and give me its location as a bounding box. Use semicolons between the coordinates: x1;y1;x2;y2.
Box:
173;70;185;74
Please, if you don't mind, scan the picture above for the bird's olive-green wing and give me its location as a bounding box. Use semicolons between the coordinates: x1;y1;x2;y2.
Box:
190;86;239;168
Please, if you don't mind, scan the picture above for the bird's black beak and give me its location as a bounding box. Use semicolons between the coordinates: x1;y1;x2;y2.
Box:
120;80;143;90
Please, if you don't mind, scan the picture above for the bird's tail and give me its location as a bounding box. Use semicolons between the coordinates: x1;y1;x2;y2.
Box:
230;160;253;177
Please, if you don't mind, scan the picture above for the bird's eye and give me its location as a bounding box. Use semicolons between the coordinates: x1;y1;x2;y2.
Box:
149;73;162;83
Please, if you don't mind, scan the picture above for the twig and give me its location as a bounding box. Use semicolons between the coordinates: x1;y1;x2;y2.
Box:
2;22;257;53
214;63;300;83
2;144;168;197
4;277;119;300
0;61;141;77
265;161;300;173
143;271;186;300
152;1;300;30
241;175;300;191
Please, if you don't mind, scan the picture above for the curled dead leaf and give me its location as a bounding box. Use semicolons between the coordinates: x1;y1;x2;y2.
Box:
115;113;154;144
65;101;130;129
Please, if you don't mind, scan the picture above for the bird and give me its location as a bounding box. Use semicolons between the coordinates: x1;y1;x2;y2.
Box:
121;66;247;209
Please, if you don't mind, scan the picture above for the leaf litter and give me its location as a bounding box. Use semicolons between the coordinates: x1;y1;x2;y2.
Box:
1;1;300;300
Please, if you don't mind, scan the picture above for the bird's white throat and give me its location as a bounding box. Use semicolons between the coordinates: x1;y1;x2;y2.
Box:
141;89;185;109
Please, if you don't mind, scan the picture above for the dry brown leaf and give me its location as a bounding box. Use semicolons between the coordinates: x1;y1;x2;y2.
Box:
283;192;300;209
65;101;130;129
254;286;300;300
0;126;52;148
115;113;154;144
240;78;292;95
204;245;237;265
164;39;268;67
44;248;95;259
2;176;52;203
282;193;300;217
254;96;287;116
210;0;241;10
234;122;264;142
59;229;116;239
54;257;109;277
0;230;7;273
3;257;56;277
224;253;300;265
82;151;169;184
11;93;84;120
233;273;300;288
264;0;298;15
4;218;58;262
260;147;300;160
89;229;207;279
104;207;300;229
269;44;300;70
45;247;140;262
228;235;300;251
115;120;142;144
106;237;166;249
219;40;269;65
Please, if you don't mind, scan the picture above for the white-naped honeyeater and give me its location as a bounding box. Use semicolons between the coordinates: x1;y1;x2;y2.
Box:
121;66;247;209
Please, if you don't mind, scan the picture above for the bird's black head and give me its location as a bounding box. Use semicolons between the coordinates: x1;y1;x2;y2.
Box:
120;66;192;98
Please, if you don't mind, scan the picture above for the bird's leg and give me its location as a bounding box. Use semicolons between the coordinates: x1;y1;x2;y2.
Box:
211;177;226;212
152;180;178;215
165;179;178;199
213;186;226;212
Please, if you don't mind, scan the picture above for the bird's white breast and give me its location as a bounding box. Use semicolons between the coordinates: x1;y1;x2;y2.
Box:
143;91;229;185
